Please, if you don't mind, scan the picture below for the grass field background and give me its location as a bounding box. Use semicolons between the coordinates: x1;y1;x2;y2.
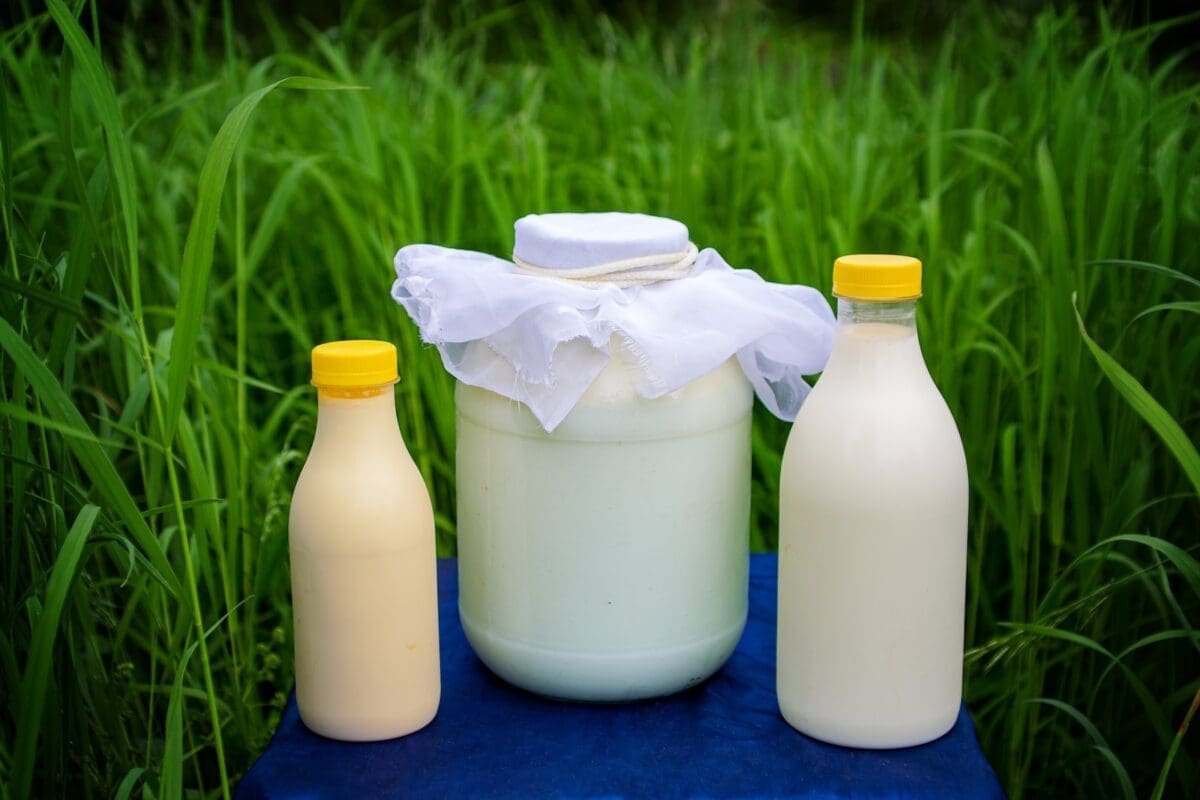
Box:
2;1;1198;797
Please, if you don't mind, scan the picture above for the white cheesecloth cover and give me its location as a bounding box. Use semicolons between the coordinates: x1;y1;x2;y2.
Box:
392;212;836;431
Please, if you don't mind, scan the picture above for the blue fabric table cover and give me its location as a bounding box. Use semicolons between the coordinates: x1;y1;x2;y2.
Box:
239;555;1004;799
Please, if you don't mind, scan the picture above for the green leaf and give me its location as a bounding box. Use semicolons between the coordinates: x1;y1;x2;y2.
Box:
114;768;146;800
1081;534;1200;601
1153;687;1200;800
45;0;140;282
244;154;324;282
1027;698;1135;800
48;46;103;372
1074;294;1200;497
159;640;199;800
0;401;120;448
1000;621;1116;660
0;271;83;317
159;599;244;800
1035;139;1070;272
1132;301;1200;323
1091;259;1200;291
0;317;181;596
1095;629;1200;692
164;77;361;444
10;505;98;800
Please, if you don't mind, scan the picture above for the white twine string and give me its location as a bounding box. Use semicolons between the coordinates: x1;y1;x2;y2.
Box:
513;242;699;288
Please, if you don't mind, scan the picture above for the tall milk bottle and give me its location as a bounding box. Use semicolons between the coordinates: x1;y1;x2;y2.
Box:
777;255;968;748
288;340;440;741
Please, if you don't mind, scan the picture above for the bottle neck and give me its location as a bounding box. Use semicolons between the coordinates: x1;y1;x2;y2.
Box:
823;297;928;383
836;297;918;330
313;385;403;449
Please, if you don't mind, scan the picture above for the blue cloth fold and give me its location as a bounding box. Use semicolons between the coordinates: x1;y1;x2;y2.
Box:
238;555;1004;799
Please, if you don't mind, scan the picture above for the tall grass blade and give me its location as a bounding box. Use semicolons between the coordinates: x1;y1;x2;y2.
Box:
10;504;98;800
113;768;146;800
48;47;101;371
1079;534;1200;600
1;51;12;274
160;640;199;800
0;317;180;594
1152;687;1200;800
1074;295;1200;497
1132;301;1200;322
1027;698;1135;800
0;401;118;446
1000;621;1117;660
1092;259;1200;291
164;77;360;443
0;271;85;316
44;0;140;282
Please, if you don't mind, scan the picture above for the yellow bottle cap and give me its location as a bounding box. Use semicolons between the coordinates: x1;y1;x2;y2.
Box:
311;340;398;388
832;254;922;301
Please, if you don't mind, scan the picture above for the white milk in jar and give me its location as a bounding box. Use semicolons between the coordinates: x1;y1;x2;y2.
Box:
456;351;752;701
391;212;836;702
777;255;968;748
289;340;440;740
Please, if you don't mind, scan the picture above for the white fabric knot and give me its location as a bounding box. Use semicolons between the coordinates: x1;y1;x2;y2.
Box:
513;242;699;288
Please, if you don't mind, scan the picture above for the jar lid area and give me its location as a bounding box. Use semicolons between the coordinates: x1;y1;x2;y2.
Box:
513;212;689;271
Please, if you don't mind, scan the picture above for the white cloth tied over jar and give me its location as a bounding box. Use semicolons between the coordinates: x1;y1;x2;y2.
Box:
391;212;836;431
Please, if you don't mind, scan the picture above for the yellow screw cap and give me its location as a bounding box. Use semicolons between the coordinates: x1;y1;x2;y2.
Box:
311;340;398;388
832;254;922;301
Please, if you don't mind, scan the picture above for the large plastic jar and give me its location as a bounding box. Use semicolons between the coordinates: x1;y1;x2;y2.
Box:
456;350;753;702
392;211;837;702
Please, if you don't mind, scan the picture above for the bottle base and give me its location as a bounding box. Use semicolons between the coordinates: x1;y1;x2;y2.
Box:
779;697;958;749
461;610;746;702
297;694;440;742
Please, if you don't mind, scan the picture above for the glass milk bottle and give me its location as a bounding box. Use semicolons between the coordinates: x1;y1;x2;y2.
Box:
289;340;440;740
777;255;968;748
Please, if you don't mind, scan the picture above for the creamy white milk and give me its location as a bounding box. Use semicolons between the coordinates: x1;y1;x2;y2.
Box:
456;356;753;701
777;306;968;748
289;382;440;740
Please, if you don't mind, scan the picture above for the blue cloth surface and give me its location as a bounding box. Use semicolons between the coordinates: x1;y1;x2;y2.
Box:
238;555;1004;799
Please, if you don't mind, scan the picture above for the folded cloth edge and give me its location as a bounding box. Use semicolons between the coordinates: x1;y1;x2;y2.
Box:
391;244;836;431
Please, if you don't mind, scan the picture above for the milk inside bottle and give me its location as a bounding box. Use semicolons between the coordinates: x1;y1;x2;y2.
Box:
392;213;836;702
777;255;968;748
288;340;440;740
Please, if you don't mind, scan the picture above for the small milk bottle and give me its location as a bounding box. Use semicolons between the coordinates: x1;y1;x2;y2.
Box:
288;340;440;741
777;255;968;748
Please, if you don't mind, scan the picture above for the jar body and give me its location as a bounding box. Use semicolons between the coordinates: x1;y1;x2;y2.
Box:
456;356;752;701
289;389;440;740
777;305;968;748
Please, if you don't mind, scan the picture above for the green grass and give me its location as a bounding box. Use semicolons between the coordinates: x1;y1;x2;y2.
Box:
1;1;1198;797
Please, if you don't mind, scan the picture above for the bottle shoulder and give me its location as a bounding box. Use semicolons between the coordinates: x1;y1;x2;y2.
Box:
290;449;434;550
783;374;966;477
780;322;968;521
294;443;429;500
